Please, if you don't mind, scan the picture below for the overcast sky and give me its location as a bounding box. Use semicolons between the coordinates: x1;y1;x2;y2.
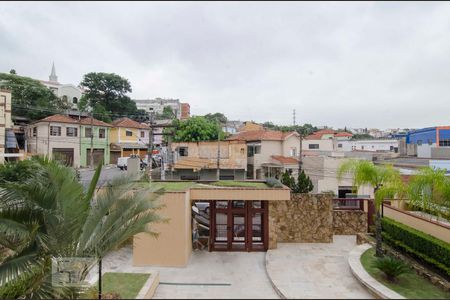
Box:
1;2;449;129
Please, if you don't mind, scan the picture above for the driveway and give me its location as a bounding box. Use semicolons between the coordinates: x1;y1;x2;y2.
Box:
266;235;373;299
87;246;279;299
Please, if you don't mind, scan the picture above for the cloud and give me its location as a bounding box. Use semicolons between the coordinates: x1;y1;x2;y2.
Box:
1;2;450;129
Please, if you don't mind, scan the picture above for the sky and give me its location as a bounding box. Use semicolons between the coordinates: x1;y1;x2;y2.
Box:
1;2;450;130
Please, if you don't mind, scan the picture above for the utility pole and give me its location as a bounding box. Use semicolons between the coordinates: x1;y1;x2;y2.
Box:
216;124;220;181
90;113;94;168
293;109;296;126
299;132;303;171
147;108;154;182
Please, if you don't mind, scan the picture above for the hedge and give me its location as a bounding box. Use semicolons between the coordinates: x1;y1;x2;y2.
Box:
381;217;450;276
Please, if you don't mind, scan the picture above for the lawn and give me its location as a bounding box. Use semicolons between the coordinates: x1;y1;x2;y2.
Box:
101;272;150;299
361;248;450;299
208;180;268;188
137;181;198;191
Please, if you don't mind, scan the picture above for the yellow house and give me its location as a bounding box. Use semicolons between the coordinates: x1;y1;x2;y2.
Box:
109;117;150;163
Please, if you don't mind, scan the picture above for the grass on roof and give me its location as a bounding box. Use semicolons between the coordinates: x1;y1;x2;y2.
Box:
208;181;268;188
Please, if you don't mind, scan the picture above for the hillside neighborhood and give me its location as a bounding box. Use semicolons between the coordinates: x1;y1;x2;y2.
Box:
1;2;450;300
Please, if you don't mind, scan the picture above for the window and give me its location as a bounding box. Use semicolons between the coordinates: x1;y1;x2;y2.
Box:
72;97;78;104
99;128;106;139
290;148;297;157
32;127;37;137
85;128;92;138
361;146;364;150
178;147;188;156
428;139;433;145
439;139;450;147
66;127;78;137
417;140;423;146
247;145;261;157
50;126;61;136
308;144;319;149
338;143;342;148
126;130;133;137
140;131;145;138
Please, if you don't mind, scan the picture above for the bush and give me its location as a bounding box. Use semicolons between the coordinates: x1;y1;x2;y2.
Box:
382;217;450;276
265;177;283;188
373;256;409;282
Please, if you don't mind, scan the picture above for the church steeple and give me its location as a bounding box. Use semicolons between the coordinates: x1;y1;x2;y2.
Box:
49;62;58;83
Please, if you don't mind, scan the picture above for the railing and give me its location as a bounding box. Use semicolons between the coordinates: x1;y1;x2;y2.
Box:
333;198;366;211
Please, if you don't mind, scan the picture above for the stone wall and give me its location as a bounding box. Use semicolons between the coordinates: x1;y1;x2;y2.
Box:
269;193;333;249
333;210;368;235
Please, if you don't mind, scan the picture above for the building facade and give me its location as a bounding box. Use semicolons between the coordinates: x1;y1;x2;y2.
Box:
335;139;399;152
406;126;450;159
26;114;111;167
133;98;190;120
0;90;13;164
302;129;353;152
109;117;150;164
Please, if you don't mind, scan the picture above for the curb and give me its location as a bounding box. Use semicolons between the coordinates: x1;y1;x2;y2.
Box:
136;271;160;299
264;251;286;299
348;244;405;299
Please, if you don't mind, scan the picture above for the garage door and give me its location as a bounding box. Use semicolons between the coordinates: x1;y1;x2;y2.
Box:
110;151;121;165
53;148;74;167
86;149;105;167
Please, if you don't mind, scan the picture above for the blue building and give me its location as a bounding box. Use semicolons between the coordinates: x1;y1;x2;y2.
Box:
406;127;450;158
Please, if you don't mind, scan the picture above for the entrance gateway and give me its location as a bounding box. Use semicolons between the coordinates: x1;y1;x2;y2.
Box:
210;200;269;251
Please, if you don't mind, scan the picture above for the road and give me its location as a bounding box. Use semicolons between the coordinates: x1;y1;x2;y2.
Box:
78;165;125;188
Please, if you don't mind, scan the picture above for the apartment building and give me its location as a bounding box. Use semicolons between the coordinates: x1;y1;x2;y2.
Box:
133;98;190;120
0;90;14;164
168;140;247;180
406;126;450;159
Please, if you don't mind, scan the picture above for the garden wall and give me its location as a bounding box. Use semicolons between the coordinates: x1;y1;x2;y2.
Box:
268;193;333;249
333;210;368;235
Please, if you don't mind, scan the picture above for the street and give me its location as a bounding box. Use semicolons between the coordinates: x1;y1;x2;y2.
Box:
78;165;125;188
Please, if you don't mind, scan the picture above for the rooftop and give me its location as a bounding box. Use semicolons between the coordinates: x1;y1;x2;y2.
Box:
227;130;298;141
34;114;111;127
111;117;149;129
137;180;276;192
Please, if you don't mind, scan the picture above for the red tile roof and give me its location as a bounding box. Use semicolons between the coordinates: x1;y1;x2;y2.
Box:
35;114;112;127
304;129;353;140
112;117;149;129
335;132;353;137
227;130;298;141
271;155;298;164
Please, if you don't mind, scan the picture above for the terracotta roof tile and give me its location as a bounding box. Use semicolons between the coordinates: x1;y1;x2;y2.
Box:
112;117;149;129
305;129;353;140
271;155;299;164
79;117;112;127
35;114;111;127
227;130;298;141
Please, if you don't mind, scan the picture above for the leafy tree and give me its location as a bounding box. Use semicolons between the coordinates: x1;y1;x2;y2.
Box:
204;112;227;125
0;73;69;121
262;122;317;136
9;69;16;75
338;160;406;257
155;106;176;120
0;158;163;298
281;170;295;189
169;116;225;142
0;159;41;184
351;133;374;140
79;72;140;122
295;170;314;193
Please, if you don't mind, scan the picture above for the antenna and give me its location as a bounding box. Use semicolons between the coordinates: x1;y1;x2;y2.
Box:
293;109;296;126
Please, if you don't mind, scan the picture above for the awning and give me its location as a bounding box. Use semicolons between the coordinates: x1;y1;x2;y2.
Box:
5;129;18;149
110;143;148;150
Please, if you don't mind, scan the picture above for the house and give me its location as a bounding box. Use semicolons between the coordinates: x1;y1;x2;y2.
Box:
406;126;450;159
0;89;18;163
227;129;301;179
26;114;112;167
39;63;83;109
109;117;150;163
302;129;353;152
167;140;247;180
335;139;399;153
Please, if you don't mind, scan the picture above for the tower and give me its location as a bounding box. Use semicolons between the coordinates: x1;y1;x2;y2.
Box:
49;62;58;83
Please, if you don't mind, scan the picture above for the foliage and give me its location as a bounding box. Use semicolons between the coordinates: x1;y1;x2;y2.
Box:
361;248;450;299
210;181;267;188
169;116;225;142
281;170;295;189
79;72;141;122
0;73;70;121
155;106;176;120
372;256;409;282
0;159;41;184
102;272;149;299
9;69;16;75
265;177;283;188
381;217;450;276
296;170;314;193
0;158;163;298
262;122;317;136
407;167;450;216
338;159;405;257
351;133;375;140
204;112;228;125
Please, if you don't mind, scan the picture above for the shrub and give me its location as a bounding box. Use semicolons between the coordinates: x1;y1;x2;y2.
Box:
266;177;283;188
382;217;450;276
373;256;409;282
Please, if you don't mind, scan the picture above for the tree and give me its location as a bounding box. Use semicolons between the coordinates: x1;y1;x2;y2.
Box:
338;160;405;257
9;69;16;75
155;106;176;120
0;73;69;121
351;133;374;140
0;158;163;298
281;170;295;189
261;122;318;136
79;72;140;122
295;170;314;193
204;113;227;125
169;116;225;142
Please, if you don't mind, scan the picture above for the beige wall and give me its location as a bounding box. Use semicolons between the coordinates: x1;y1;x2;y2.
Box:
26;122;81;167
133;191;192;267
190;187;291;201
384;205;450;244
0;90;12;164
302;139;334;151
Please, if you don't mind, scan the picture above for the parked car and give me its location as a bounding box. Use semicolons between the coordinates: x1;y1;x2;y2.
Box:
117;157;128;170
194;202;210;215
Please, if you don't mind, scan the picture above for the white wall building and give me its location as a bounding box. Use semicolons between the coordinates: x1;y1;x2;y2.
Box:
336;139;399;152
134;98;182;119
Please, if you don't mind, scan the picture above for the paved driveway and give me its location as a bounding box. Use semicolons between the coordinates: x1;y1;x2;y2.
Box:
87;246;279;299
266;236;373;299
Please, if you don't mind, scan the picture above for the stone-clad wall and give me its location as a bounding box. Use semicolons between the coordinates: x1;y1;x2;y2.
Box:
333;210;368;235
268;194;333;249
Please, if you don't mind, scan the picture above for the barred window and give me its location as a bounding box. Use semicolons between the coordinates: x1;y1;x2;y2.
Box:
50;126;61;136
66;127;78;137
439;139;450;147
99;129;106;139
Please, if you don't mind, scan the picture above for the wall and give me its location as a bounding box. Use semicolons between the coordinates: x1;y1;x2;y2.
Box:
302;139;334;151
190;186;291;201
268;193;333;249
417;144;433;158
133;191;192;267
337;140;399;152
383;204;450;244
431;147;450;159
333;210;368;235
79;126;110;167
281;134;301;157
0;90;12;164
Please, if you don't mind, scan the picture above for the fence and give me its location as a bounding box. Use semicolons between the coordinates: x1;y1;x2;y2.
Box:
333;198;375;232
